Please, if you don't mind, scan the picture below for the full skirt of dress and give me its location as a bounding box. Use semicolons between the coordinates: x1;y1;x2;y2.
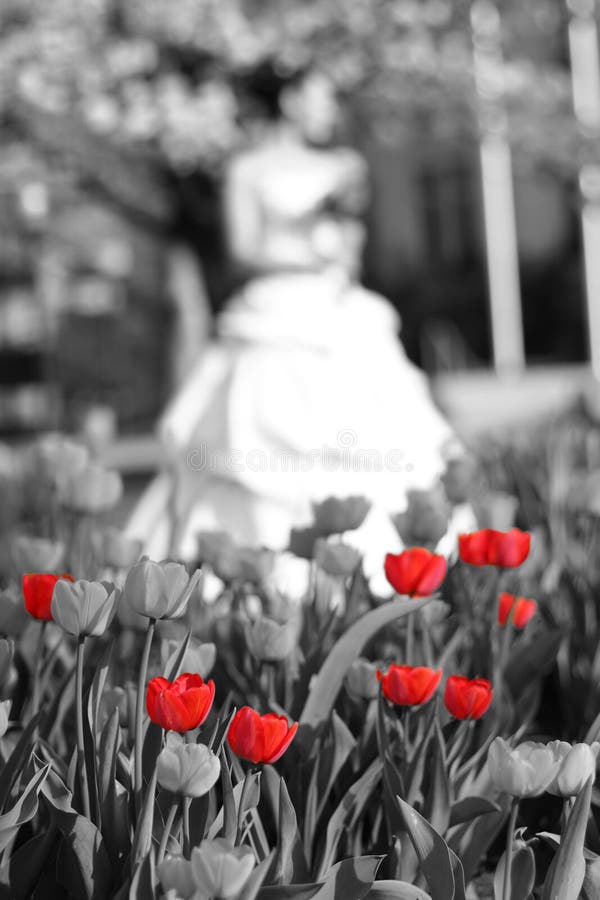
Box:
125;271;460;568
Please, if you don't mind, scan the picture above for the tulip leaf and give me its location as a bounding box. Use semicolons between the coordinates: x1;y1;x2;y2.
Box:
583;853;600;900
208;706;237;757
585;709;600;745
396;796;455;900
318;712;357;821
131;767;158;867
98;709;120;806
0;828;58;896
243;849;277;900
142;722;163;789
542;775;593;900
0;763;50;853
236;769;262;841
101;779;130;867
0;714;40;814
316;758;382;879
299;598;431;732
130;850;159;900
312;856;384;900
504;628;564;697
261;765;308;885
164;630;192;681
422;721;450;837
303;753;321;864
448;796;501;828
493;844;536;900
448;782;509;886
365;882;433;900
257;886;324;899
218;747;237;844
87;638;113;742
51;806;113;900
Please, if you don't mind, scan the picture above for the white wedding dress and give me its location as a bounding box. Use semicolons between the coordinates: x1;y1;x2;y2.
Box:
125;138;463;577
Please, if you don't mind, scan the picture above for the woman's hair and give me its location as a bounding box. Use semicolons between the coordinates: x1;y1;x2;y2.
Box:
237;61;327;121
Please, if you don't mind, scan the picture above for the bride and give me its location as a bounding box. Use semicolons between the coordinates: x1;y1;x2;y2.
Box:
127;68;463;568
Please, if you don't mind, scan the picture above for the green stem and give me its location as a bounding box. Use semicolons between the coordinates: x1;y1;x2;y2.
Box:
182;796;191;857
502;799;519;900
421;612;434;666
75;636;91;820
157;799;179;864
405;613;415;666
134;617;156;812
31;620;47;720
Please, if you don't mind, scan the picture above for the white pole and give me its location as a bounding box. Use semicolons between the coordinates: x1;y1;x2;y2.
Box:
471;1;525;377
567;0;600;379
580;166;600;379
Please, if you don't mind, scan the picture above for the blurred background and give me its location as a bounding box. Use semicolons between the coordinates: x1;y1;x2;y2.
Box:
1;0;600;469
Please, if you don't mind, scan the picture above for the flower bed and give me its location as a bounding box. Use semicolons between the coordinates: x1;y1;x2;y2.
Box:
0;417;599;898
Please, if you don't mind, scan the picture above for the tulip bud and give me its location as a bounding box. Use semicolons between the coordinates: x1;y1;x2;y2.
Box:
22;573;74;621
0;587;28;636
377;664;442;707
51;580;119;637
157;733;220;798
459;528;531;568
384;548;447;597
227;707;298;764
488;737;561;798
123;559;200;621
157;856;195;900
547;741;599;797
444;675;493;720
498;593;537;629
59;463;123;514
11;536;64;576
161;638;216;680
245;616;297;663
31;434;89;491
312;495;371;535
288;526;320;559
196;532;274;583
392;486;450;548
345;658;380;700
190;839;256;899
314;539;361;577
0;700;12;739
147;673;215;733
101;528;143;570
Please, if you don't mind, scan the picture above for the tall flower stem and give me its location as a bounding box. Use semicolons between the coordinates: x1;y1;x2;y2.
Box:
75;635;91;820
182;796;191;857
134;617;156;812
157;799;179;864
502;798;519;900
31;620;47;720
405;613;415;665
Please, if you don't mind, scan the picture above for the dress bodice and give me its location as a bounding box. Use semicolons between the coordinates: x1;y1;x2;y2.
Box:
224;138;368;274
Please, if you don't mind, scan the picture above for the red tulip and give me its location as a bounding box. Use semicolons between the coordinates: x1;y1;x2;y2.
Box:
444;675;493;720
376;664;442;706
146;673;215;733
22;573;74;621
458;529;530;568
384;548;447;597
498;592;537;628
227;706;298;764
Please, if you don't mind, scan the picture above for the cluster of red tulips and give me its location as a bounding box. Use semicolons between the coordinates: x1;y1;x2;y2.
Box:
381;525;534;722
146;673;298;764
